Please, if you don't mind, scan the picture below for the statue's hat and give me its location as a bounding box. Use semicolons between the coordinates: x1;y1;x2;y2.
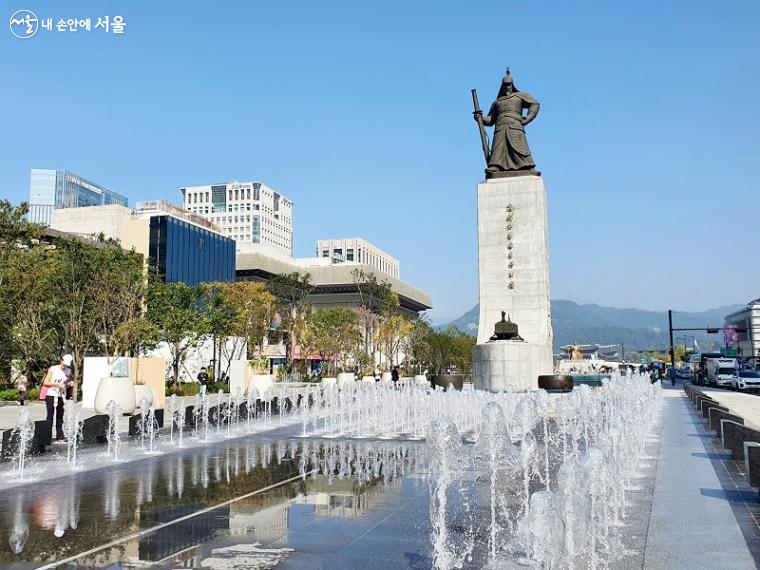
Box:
497;67;518;96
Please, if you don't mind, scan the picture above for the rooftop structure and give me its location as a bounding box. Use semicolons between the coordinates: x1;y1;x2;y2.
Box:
28;169;128;225
236;247;431;315
316;238;400;279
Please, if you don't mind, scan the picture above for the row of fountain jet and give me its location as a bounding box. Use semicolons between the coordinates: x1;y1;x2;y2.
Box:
427;372;662;569
8;378;529;480
6;384;310;480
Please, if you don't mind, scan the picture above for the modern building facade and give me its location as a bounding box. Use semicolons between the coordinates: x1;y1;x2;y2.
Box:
28;169;128;225
50;201;234;286
316;238;400;279
236;249;430;316
724;300;760;361
181;181;293;256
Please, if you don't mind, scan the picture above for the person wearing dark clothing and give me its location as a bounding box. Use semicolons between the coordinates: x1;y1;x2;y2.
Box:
42;354;73;441
391;366;399;385
197;368;210;386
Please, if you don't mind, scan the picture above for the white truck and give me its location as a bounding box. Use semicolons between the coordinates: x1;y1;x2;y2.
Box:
706;358;738;387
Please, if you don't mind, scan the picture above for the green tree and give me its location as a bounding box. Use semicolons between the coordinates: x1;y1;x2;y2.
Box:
305;308;362;376
90;245;145;360
402;316;434;374
1;204;144;393
0;201;46;370
146;279;210;386
113;317;160;357
352;268;392;367
267;272;313;375
10;247;62;382
212;281;276;371
46;239;144;398
376;292;413;368
423;326;476;375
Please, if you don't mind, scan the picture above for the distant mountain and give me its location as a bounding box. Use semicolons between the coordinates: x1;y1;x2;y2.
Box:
439;300;745;353
440;304;480;334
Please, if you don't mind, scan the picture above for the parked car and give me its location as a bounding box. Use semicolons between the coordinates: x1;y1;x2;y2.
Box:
676;367;691;380
732;370;760;391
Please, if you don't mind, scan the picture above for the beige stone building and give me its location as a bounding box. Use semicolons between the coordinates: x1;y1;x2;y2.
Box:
181;181;293;256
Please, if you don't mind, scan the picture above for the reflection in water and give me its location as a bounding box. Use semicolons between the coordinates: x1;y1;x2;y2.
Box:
199;543;294;570
0;438;427;567
7;495;28;554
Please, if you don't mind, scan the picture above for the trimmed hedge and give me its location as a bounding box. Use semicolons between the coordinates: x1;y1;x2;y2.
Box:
165;383;201;397
0;389;20;401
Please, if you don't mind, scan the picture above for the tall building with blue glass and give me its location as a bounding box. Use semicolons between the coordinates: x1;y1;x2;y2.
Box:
148;215;235;286
28;169;128;225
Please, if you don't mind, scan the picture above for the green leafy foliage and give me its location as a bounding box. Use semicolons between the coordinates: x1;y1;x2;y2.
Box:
0;389;20;401
146;278;210;387
305;308;362;375
0;200;145;398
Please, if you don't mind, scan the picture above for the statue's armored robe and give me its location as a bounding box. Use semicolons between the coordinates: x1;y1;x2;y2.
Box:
484;92;539;172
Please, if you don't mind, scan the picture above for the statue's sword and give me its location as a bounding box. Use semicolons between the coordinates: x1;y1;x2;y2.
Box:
471;89;491;164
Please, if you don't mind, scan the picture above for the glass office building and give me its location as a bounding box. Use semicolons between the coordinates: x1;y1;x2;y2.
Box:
148;215;235;286
28;169;128;225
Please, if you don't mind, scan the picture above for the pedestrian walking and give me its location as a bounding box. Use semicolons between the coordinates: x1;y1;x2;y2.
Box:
41;354;74;442
391;366;399;386
13;371;28;406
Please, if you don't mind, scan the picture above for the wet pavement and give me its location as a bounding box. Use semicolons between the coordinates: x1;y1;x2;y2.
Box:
0;436;433;569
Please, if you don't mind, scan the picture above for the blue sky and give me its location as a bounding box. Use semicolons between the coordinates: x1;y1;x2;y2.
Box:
2;0;759;320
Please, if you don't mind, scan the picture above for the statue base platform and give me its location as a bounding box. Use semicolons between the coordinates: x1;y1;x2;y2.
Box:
473;341;553;391
476;175;552;347
485;169;541;179
474;174;553;390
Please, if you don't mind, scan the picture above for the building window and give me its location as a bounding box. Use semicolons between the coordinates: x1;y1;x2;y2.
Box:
212;185;227;213
347;248;354;261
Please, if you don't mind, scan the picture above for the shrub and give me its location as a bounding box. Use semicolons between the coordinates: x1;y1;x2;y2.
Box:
0;389;20;401
27;387;40;400
206;381;229;394
165;383;200;397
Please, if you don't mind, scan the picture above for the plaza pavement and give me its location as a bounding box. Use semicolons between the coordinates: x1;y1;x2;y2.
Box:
4;381;760;568
699;386;760;430
643;383;758;569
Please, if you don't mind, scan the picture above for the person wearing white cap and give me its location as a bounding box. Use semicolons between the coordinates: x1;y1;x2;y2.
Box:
41;354;73;441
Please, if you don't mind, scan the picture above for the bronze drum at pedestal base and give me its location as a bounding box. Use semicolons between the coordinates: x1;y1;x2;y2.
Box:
538;374;573;392
430;374;465;391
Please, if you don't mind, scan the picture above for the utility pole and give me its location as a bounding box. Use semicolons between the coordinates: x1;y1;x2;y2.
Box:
668;310;676;370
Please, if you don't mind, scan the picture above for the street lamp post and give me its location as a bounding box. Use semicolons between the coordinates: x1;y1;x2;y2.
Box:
668;310;676;373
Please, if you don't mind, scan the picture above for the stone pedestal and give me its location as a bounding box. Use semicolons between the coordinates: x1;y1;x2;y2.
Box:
474;175;553;390
473;342;553;391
